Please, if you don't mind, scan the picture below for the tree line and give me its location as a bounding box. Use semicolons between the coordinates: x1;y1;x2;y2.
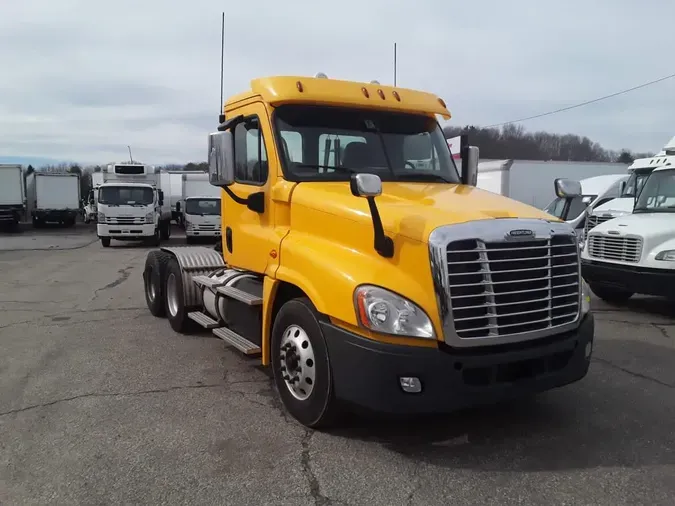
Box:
443;124;654;164
23;124;655;197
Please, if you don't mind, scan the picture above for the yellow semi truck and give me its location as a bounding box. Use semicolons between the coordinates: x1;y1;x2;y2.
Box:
142;74;594;428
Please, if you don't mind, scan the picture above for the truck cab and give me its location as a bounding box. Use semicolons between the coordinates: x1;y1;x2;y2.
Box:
544;174;629;239
142;74;594;429
97;162;171;247
583;157;663;239
184;195;221;243
581;157;675;302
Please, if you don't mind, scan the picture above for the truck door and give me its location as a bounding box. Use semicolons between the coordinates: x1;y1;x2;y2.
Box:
222;106;275;274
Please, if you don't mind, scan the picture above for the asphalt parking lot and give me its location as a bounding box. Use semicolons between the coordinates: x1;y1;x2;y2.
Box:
0;225;673;505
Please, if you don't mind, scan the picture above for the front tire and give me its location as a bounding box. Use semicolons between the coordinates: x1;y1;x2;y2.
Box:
160;220;171;240
143;250;171;317
101;236;111;247
271;297;339;429
589;283;633;304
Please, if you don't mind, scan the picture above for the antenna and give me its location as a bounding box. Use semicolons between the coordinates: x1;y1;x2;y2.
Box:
127;145;133;163
393;42;397;87
219;12;225;124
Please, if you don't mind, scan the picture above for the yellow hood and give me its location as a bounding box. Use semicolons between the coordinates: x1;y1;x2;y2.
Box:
291;182;558;242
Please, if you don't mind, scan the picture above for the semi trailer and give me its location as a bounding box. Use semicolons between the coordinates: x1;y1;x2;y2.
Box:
0;164;26;229
26;171;80;227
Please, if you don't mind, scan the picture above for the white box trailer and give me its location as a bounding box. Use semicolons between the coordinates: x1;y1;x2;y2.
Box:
0;164;26;228
26;172;80;227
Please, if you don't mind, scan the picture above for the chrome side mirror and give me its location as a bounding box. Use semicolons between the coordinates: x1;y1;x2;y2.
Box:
554;178;582;198
208;131;235;187
350;173;382;197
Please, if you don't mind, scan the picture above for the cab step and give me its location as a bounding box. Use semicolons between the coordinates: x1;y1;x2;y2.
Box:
191;275;227;289
213;327;261;356
216;285;263;306
187;311;221;329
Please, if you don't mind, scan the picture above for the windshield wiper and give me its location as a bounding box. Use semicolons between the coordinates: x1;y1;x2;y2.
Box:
294;163;358;174
396;173;450;183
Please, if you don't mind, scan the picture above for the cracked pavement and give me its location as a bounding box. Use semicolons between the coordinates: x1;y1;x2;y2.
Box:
1;226;674;505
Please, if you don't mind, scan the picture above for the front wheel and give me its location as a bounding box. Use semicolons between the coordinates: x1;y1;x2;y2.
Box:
160;220;171;240
589;283;633;304
271;297;340;429
101;236;111;247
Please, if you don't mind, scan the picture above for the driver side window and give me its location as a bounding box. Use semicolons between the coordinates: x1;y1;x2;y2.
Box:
546;197;566;218
233;116;268;186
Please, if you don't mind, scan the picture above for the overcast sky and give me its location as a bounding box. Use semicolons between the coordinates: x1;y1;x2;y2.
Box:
1;0;674;166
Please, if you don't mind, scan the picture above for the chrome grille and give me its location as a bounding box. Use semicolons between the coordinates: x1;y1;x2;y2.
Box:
587;233;642;263
584;214;615;237
106;217;143;225
446;235;580;339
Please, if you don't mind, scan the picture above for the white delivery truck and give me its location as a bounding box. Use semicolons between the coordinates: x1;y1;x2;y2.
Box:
583;150;672;238
543;174;629;237
581;157;675;303
26;172;81;227
96;162;172;247
166;170;208;224
0;164;26;230
181;172;222;244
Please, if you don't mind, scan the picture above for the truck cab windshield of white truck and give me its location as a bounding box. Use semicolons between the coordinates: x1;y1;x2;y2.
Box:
185;198;221;216
634;169;675;212
99;186;154;206
622;171;650;198
272;105;460;183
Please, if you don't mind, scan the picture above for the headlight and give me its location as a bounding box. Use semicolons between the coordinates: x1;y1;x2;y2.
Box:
581;279;591;315
655;250;675;261
354;285;435;339
98;212;106;221
145;212;154;223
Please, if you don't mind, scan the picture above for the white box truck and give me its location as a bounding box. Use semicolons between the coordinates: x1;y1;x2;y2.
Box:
97;162;172;247
0;164;26;229
181;172;221;244
581;156;675;303
26;172;80;227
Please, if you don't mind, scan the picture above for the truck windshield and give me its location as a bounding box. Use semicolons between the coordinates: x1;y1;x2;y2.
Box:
622;171;650;198
185;198;221;216
634;169;675;213
273;105;460;183
99;186;154;206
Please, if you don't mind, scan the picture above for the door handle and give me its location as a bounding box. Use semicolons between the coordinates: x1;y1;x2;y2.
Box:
226;226;233;253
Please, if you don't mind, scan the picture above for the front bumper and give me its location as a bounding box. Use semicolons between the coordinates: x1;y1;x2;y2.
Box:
97;222;155;239
581;259;675;297
322;314;594;414
185;228;220;237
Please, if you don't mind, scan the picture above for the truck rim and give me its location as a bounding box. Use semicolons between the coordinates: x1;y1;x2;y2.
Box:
166;273;179;317
145;271;156;302
280;324;316;401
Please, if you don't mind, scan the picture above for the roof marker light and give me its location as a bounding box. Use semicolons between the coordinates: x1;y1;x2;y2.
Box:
315;72;328;79
361;87;370;98
370;80;380;85
296;81;304;92
377;89;385;100
392;90;401;101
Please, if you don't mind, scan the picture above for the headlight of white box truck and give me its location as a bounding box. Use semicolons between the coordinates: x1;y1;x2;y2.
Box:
655;250;675;261
98;212;106;221
581;279;591;315
354;285;435;339
145;212;153;224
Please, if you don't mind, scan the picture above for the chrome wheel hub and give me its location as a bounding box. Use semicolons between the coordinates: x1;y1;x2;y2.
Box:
280;324;316;401
166;273;179;317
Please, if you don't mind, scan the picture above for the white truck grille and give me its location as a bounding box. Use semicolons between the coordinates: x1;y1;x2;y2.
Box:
584;214;615;237
587;233;642;263
446;235;580;339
